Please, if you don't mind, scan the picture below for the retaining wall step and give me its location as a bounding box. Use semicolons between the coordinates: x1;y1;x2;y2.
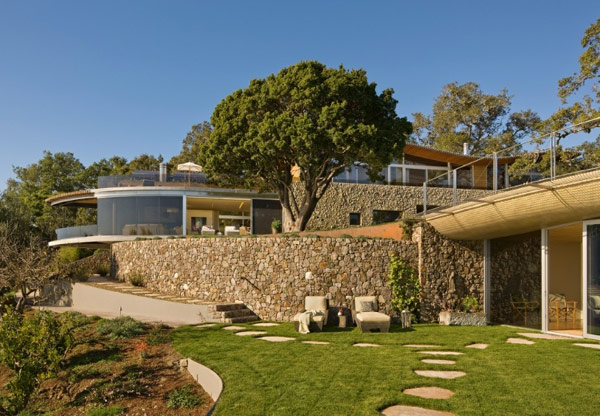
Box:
220;308;255;319
211;303;247;312
225;315;260;324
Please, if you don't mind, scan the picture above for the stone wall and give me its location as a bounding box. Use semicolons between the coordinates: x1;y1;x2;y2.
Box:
416;224;485;322
296;182;491;231
111;236;417;321
489;231;541;326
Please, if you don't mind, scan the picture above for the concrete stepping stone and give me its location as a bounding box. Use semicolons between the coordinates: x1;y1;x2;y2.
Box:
404;344;442;348
465;343;488;349
252;322;280;327
421;359;456;365
403;386;455;400
418;351;464;356
223;325;245;331
258;336;295;342
414;370;466;379
506;338;535;345
186;299;204;303
145;294;161;297
235;331;267;337
381;405;454;416
302;341;331;345
196;323;216;328
574;343;600;350
353;343;380;347
518;332;570;340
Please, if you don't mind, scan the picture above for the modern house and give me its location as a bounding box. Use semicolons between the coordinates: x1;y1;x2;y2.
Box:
46;143;513;248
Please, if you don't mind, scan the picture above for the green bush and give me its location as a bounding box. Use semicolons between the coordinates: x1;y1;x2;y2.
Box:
86;405;125;416
0;308;74;414
56;247;94;265
462;295;480;312
95;264;110;277
166;385;203;409
128;273;145;287
147;328;170;346
388;254;421;320
96;316;145;340
61;311;92;328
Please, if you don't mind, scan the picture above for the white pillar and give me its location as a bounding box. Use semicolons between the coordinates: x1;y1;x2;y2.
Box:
182;194;187;236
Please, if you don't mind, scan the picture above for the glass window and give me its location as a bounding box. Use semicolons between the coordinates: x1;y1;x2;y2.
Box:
252;199;282;235
389;167;403;185
372;210;402;225
456;167;473;188
349;213;361;226
406;168;426;186
428;170;449;187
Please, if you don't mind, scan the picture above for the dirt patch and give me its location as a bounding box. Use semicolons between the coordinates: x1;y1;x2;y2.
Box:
0;316;213;415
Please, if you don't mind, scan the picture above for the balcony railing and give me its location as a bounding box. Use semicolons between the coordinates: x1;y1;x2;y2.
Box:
98;171;208;188
55;225;98;240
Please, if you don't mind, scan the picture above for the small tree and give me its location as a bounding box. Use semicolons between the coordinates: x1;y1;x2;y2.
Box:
0;309;74;415
387;254;420;320
200;61;412;232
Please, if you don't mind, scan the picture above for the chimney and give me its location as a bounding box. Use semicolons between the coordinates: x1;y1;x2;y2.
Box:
463;143;469;155
159;163;167;182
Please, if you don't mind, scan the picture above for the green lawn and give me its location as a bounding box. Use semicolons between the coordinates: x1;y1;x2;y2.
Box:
171;323;600;416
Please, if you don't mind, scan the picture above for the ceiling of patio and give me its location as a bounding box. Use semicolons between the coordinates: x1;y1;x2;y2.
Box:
425;168;600;240
186;197;251;212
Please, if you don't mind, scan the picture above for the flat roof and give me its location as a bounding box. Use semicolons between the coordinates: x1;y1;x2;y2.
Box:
404;143;515;166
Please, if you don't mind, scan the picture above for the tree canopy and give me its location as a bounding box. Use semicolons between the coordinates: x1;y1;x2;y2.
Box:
412;82;540;156
169;121;212;170
199;61;411;231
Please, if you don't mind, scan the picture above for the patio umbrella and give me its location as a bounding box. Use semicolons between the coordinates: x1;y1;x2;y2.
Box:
177;162;203;185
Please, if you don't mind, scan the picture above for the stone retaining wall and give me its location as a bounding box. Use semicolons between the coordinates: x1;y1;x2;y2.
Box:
111;236;418;321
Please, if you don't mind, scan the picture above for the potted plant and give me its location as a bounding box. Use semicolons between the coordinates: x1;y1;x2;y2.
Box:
437;295;486;326
271;218;282;234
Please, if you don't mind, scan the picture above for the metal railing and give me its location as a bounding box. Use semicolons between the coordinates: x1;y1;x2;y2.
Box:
55;224;98;240
98;171;208;188
422;116;600;215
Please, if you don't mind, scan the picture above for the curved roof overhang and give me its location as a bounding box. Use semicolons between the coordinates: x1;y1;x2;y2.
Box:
403;143;515;167
424;168;600;240
45;190;97;207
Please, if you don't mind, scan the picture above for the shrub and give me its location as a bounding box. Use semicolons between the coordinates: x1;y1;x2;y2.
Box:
339;234;353;239
56;247;94;265
166;385;203;409
95;264;110;277
61;311;92;328
387;254;420;320
462;295;480;312
0;308;74;414
128;273;145;287
147;328;170;346
96;316;145;340
86;405;125;416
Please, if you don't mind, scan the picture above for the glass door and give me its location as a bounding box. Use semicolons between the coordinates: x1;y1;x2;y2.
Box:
583;221;600;339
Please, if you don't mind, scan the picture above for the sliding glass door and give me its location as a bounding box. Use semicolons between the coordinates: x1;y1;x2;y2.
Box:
584;221;600;339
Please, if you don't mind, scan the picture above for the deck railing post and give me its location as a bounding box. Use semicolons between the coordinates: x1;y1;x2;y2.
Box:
493;152;498;192
423;182;428;215
452;170;457;206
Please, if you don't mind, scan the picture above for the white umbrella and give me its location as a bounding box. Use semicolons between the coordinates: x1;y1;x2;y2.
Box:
177;162;203;185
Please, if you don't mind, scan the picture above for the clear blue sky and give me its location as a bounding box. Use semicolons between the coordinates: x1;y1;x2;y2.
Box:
0;1;598;189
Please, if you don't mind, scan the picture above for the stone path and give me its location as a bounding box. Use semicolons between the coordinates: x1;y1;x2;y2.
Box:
404;344;442;348
302;341;331;345
196;323;217;328
421;359;456;365
418;351;464;356
517;332;570;340
235;331;267;337
353;343;380;347
381;405;454;416
258;336;295;342
403;387;455;400
573;343;600;350
506;338;535;345
252;323;280;327
222;325;245;331
414;370;466;379
465;343;488;349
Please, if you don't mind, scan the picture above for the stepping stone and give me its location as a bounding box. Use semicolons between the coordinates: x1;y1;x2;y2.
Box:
187;299;204;303
404;344;442;348
381;405;454;416
196;323;216;328
252;323;280;327
465;343;488;349
353;343;380;347
574;343;600;350
258;336;295;342
302;341;331;345
414;370;466;379
145;294;161;297
235;331;267;337
421;359;456;365
403;386;455;400
506;338;535;345
418;351;464;356
518;332;570;340
223;326;245;331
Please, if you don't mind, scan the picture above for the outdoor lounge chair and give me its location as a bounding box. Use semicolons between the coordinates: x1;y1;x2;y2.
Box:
201;225;216;235
293;296;329;332
352;296;391;333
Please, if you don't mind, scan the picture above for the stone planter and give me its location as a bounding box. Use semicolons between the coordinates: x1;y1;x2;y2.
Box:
439;311;486;326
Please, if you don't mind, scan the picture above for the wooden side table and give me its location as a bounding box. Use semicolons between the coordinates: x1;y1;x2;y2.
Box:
338;315;347;328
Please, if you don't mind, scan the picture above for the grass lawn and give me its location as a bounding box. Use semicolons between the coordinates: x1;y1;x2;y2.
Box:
171;323;600;416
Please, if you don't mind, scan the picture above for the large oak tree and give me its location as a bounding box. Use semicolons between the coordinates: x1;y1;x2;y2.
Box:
199;61;411;232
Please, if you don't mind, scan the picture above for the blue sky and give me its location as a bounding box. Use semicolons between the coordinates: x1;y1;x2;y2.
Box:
0;1;598;189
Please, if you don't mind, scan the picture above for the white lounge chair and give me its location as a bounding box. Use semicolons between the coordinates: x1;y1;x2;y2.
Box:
293;296;329;332
351;296;391;333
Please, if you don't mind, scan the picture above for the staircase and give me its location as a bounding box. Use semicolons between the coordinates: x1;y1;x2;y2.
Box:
208;303;260;323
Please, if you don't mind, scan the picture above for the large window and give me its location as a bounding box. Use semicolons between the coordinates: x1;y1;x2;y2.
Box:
97;196;183;236
372;210;402;225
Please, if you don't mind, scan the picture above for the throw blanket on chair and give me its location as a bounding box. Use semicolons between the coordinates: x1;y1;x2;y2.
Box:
297;310;323;334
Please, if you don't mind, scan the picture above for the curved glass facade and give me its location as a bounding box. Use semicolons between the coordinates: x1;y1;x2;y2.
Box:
98;196;183;236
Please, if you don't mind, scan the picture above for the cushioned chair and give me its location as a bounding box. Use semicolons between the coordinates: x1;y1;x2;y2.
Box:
589;295;600;324
293;296;329;332
352;296;391;333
